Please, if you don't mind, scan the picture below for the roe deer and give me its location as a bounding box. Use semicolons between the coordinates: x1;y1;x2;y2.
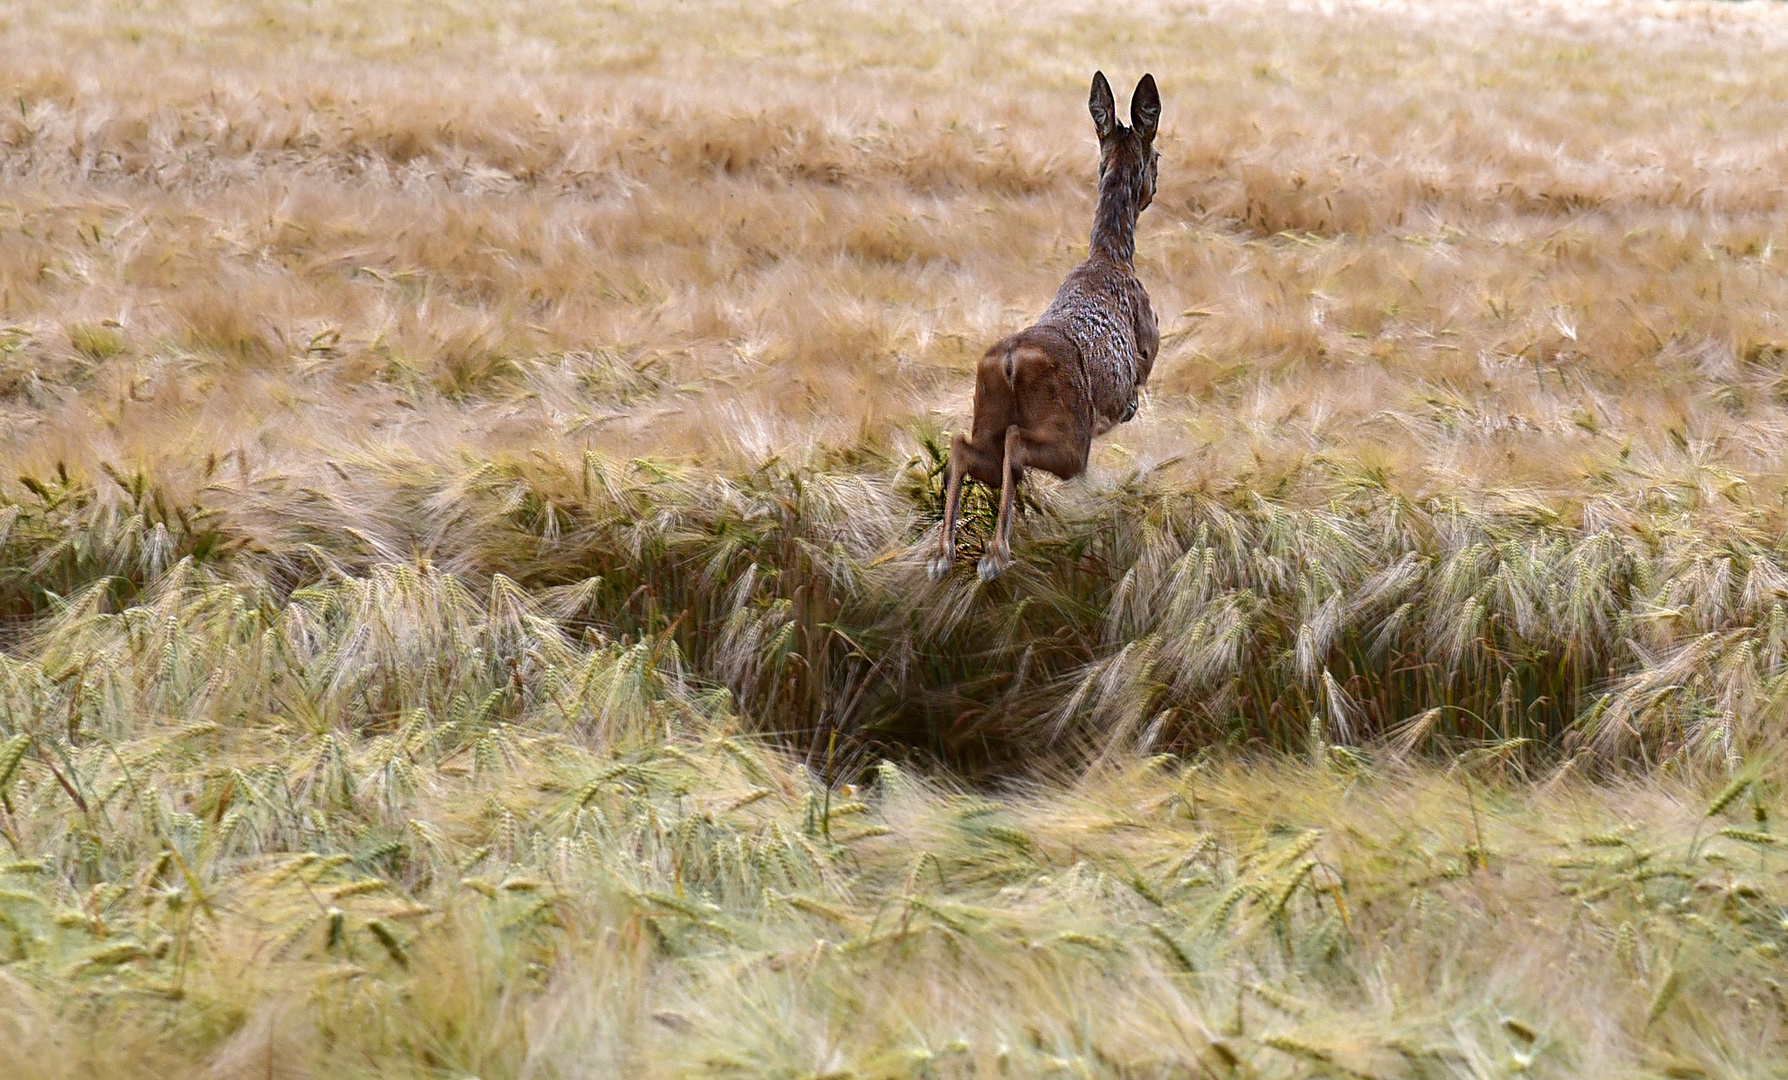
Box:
930;71;1161;581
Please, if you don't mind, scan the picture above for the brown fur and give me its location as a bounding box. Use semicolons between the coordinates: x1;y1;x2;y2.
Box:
932;71;1162;581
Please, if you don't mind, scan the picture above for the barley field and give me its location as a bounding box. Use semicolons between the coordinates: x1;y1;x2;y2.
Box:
4;0;1788;1076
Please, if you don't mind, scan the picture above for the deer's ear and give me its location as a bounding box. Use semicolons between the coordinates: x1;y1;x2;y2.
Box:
1089;71;1118;141
1131;74;1160;143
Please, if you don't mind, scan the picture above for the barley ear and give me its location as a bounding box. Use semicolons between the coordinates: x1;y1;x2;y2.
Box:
1706;777;1752;818
1646;967;1682;1028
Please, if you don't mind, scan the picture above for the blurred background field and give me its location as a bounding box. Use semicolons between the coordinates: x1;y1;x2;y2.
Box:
4;0;1788;1076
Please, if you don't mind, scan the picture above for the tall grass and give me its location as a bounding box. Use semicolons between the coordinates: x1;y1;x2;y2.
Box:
1;561;1784;1077
8;442;1786;767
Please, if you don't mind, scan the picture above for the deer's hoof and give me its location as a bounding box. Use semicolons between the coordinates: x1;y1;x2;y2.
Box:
927;550;953;580
977;550;1009;582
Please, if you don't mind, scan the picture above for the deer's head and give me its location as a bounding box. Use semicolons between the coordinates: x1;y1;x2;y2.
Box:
1089;71;1160;212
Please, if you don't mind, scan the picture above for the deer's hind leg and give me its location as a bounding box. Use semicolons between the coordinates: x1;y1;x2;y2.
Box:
931;432;1002;580
978;426;1026;582
979;424;1090;582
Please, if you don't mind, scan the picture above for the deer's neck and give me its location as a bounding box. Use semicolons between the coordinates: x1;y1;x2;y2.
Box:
1088;169;1141;267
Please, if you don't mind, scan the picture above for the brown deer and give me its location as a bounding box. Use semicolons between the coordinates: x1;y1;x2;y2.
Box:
930;71;1161;581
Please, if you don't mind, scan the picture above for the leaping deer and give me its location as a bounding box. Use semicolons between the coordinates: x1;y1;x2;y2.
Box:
930;71;1161;582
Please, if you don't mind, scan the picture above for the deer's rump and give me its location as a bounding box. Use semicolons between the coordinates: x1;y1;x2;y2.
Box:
967;327;1096;485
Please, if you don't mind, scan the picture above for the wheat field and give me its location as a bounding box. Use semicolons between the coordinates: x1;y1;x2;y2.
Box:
4;0;1788;1076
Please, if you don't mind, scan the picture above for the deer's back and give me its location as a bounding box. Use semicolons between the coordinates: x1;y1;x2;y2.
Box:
1034;260;1151;428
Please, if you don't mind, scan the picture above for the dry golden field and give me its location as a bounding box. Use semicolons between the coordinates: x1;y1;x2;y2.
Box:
11;0;1788;507
5;0;1788;1077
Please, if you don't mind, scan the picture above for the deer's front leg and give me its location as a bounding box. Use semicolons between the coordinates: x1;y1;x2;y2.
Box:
929;436;971;580
978;426;1024;582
